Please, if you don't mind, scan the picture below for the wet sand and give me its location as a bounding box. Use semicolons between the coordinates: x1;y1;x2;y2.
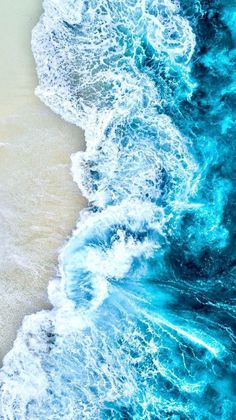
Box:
0;1;85;361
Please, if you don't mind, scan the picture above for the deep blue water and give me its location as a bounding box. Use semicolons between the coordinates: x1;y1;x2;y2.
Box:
0;0;235;418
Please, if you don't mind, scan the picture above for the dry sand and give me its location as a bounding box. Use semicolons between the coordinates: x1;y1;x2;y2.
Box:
0;0;85;361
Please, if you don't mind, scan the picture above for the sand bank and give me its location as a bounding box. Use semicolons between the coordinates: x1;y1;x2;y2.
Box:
0;1;85;361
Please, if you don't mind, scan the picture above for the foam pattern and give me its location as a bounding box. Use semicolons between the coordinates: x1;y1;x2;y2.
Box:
0;1;235;418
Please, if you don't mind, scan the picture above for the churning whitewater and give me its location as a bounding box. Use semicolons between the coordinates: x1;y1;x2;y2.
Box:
0;0;235;418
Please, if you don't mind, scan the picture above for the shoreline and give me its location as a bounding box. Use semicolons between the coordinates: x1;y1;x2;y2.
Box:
0;1;86;362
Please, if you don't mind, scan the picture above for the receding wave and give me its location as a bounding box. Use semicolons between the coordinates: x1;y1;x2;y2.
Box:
0;1;235;418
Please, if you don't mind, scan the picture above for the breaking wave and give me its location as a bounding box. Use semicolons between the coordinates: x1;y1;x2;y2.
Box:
0;1;235;418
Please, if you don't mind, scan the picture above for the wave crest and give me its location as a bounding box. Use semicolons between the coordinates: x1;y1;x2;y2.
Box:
1;1;235;419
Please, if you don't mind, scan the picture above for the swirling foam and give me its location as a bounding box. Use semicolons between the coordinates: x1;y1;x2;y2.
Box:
0;1;235;419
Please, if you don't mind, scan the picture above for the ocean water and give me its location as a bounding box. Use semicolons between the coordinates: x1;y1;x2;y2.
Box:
0;0;235;418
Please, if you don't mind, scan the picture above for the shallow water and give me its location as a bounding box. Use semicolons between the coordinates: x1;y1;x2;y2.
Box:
0;0;235;418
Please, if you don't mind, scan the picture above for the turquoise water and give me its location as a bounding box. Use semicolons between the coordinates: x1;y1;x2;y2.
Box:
0;0;235;418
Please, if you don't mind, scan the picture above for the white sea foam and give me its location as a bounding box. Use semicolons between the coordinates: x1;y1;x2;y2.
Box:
0;1;203;418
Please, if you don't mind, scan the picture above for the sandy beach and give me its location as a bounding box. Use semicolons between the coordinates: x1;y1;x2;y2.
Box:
0;1;85;362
